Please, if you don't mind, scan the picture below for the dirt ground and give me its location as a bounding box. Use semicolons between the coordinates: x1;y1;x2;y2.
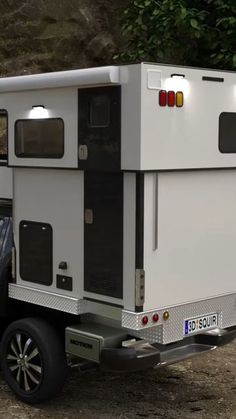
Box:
0;341;235;419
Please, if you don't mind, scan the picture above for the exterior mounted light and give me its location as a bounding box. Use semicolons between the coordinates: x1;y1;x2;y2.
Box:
32;105;45;110
164;74;190;98
171;74;185;79
30;105;48;119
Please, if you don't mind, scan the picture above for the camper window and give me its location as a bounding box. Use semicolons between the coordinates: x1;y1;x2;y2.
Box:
88;95;110;128
219;112;236;153
15;118;64;158
0;110;8;160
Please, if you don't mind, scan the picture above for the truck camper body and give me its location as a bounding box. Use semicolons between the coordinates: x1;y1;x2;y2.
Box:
0;63;234;403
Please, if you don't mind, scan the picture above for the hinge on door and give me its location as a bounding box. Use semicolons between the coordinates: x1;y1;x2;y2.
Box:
135;269;145;307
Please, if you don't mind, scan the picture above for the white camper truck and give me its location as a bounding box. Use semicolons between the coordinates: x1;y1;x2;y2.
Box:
0;63;235;403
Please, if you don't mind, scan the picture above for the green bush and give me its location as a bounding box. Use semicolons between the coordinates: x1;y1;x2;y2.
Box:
115;0;236;70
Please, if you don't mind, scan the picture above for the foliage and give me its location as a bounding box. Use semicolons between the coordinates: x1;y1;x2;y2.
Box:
115;0;236;70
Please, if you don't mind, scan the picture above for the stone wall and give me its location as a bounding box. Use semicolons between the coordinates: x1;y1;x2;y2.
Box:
0;0;129;75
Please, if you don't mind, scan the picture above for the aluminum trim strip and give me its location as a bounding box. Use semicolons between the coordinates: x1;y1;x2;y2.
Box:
8;283;86;315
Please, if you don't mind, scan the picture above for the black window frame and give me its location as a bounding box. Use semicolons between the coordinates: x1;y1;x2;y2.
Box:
15;117;65;159
0;109;8;162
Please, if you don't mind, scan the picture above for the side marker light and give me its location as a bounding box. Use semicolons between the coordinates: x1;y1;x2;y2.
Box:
176;91;184;107
163;311;170;321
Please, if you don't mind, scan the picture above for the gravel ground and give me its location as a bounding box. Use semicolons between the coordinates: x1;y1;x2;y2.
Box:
0;341;235;419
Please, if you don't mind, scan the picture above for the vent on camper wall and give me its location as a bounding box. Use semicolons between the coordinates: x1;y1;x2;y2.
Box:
202;76;224;83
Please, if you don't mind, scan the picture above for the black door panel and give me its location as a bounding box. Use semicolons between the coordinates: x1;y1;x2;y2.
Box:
84;173;123;299
78;86;121;171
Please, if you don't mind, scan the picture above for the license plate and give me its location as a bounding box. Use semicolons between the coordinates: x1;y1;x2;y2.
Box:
184;313;218;336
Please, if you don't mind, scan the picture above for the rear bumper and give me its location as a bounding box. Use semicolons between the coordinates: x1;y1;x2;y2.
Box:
195;326;236;347
100;327;236;372
101;342;160;372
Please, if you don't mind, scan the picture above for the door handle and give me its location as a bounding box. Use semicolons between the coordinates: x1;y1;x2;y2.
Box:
85;209;94;224
79;145;88;160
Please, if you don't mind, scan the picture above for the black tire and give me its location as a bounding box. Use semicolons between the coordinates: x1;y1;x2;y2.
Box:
0;317;67;404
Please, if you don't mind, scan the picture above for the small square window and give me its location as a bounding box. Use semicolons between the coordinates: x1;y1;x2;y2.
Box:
88;96;110;128
219;112;236;153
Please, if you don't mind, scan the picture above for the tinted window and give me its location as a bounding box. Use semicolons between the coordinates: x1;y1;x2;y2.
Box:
15;118;64;158
0;111;8;160
88;96;110;127
219;112;236;153
78;86;121;171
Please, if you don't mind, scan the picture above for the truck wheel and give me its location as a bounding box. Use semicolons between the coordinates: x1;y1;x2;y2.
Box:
0;317;67;404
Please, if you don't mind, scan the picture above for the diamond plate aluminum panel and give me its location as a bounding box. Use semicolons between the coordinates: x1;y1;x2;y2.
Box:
122;293;236;344
9;284;86;315
127;325;163;344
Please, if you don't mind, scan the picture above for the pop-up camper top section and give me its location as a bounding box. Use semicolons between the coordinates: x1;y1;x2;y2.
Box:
0;63;234;171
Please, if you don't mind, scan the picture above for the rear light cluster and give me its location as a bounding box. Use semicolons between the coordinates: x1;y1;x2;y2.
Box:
142;313;160;326
159;90;184;107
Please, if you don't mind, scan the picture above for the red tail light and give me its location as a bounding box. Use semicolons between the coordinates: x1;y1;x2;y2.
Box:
142;316;149;325
152;313;159;323
159;90;167;107
168;91;175;107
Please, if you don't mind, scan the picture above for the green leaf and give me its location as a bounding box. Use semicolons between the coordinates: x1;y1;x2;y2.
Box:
114;0;236;70
190;19;199;29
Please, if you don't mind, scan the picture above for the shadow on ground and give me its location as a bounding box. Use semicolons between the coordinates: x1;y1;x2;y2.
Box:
0;342;235;419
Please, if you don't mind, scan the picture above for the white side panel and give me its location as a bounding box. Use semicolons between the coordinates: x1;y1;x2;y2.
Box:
14;169;84;298
140;63;236;170
1;87;78;168
123;173;136;310
143;170;236;310
0;166;12;199
121;65;142;170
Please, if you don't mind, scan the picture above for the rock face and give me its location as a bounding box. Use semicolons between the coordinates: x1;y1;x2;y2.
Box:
0;0;129;75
